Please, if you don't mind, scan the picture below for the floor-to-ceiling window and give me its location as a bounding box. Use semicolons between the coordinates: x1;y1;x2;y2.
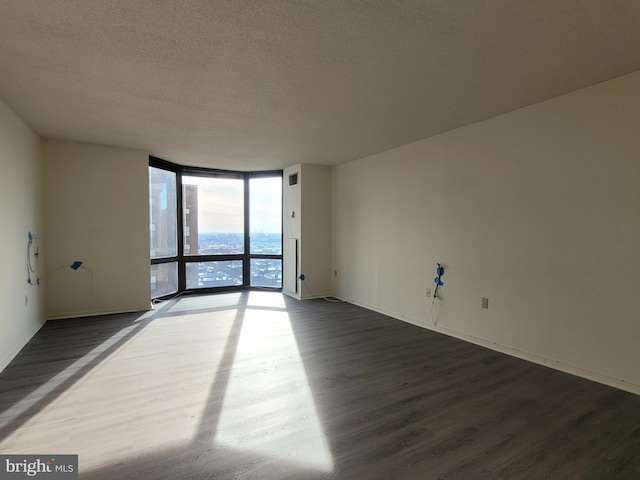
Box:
149;166;179;298
249;176;283;288
149;157;282;298
182;173;246;289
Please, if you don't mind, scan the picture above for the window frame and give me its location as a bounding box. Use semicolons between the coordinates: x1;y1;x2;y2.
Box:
149;156;283;298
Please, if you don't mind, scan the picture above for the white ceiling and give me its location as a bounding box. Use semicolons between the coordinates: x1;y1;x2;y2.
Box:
1;1;639;171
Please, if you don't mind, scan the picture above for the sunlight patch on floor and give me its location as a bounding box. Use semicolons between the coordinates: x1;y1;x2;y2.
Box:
247;291;287;309
215;308;334;472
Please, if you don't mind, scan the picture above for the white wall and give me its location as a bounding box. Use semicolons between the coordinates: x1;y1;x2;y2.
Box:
300;164;332;298
43;140;150;319
0;99;45;372
283;164;332;299
332;71;640;394
283;165;301;297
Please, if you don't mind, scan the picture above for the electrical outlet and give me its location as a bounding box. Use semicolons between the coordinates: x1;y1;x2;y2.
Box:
426;288;431;297
481;297;489;309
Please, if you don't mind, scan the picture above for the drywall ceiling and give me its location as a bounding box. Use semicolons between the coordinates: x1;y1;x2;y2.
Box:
1;1;639;171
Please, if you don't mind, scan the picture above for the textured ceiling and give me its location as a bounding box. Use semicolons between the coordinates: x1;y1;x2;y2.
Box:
1;1;639;171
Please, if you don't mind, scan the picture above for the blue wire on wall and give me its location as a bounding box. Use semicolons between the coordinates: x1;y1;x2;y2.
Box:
431;263;445;326
434;263;444;298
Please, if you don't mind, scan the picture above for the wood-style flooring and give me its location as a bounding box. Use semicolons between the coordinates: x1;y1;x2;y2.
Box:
1;291;639;479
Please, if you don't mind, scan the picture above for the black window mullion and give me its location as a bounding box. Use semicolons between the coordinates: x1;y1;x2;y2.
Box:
243;176;250;287
151;257;179;265
184;254;245;263
176;169;187;292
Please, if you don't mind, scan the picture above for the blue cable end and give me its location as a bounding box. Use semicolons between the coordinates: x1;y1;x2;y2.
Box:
70;261;83;270
299;274;305;280
434;264;445;286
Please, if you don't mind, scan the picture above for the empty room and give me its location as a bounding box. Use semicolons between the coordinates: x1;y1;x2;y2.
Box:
1;1;640;479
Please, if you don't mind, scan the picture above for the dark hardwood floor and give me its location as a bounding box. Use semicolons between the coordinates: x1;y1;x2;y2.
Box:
1;291;639;479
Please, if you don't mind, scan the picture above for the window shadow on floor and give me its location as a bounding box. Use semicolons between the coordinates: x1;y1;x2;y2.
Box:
0;311;154;440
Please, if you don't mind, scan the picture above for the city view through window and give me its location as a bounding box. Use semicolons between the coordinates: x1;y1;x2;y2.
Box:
150;165;282;298
183;233;283;288
183;176;282;289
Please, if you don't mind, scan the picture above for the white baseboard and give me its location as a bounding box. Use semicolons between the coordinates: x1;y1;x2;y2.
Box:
46;304;151;321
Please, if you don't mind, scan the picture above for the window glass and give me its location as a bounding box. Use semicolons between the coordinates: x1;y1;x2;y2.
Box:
186;261;243;288
183;176;244;256
151;262;178;298
149;167;177;259
250;176;282;255
250;258;282;288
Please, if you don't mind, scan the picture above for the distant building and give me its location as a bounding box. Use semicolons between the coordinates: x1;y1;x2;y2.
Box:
183;184;199;254
184;184;199;287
